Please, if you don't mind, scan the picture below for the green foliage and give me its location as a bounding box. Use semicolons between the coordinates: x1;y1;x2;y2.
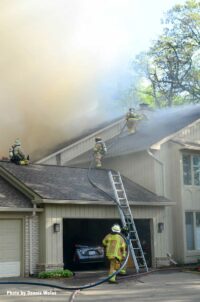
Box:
38;269;73;279
126;0;200;108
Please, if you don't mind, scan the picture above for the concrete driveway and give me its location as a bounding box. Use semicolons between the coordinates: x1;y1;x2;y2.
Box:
0;270;200;301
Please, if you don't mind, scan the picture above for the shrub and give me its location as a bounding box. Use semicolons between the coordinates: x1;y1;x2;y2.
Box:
38;269;73;279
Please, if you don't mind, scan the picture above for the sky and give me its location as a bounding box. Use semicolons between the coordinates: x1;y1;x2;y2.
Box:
0;0;187;159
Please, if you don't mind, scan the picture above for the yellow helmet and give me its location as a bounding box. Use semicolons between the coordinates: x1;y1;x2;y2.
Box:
14;139;21;146
111;224;121;233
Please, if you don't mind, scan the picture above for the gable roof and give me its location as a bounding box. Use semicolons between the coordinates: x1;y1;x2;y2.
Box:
66;105;200;165
0;161;172;205
108;105;200;157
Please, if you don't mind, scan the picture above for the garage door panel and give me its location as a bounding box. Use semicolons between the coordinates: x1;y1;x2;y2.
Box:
0;262;20;277
0;220;21;277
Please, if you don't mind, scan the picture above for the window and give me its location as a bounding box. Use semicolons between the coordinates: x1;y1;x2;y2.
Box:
185;212;194;250
183;154;200;186
185;212;200;251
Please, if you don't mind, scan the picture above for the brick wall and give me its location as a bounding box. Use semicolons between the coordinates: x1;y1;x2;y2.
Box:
24;215;40;276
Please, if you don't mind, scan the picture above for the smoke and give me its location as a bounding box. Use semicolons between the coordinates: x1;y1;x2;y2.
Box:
0;0;131;160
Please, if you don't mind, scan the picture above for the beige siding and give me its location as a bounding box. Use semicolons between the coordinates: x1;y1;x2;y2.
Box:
157;127;200;263
103;151;156;193
42;204;170;270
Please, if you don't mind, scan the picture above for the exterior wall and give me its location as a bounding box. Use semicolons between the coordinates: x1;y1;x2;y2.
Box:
40;204;171;271
103;151;156;193
37;119;124;165
154;120;200;264
0;213;40;277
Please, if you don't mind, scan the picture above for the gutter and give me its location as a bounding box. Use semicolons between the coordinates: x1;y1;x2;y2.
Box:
0;207;43;212
42;199;174;206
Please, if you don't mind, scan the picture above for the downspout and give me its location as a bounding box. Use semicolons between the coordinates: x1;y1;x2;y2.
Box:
29;204;36;276
147;148;166;197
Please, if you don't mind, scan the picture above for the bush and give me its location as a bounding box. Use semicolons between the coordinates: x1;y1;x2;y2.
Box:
38;269;73;279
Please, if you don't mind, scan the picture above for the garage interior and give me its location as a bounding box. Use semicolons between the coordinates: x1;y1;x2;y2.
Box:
63;218;152;270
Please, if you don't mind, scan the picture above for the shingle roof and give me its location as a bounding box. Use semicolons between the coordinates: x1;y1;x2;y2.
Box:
0;176;33;208
67;105;200;165
108;105;200;157
0;161;170;204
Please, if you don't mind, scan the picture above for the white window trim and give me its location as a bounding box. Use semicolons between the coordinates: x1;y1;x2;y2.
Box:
183;153;200;186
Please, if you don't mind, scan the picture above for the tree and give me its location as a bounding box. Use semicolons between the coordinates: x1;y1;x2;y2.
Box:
130;0;200;108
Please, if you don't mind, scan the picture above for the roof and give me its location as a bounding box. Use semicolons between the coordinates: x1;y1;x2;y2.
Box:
0;161;171;204
0;176;33;208
68;105;200;164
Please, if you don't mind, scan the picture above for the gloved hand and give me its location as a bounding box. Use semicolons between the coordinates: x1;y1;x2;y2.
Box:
121;227;129;237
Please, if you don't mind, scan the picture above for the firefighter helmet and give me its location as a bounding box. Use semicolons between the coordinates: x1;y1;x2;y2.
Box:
14;139;21;146
111;224;121;233
95;137;102;142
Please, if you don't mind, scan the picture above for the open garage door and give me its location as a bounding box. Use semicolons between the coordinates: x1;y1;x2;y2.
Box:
0;220;22;277
63;218;152;270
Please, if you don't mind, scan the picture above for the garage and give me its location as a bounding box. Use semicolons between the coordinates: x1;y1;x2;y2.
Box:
0;220;22;277
63;218;152;270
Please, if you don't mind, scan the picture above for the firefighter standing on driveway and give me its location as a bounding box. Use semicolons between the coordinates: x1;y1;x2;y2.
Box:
102;224;127;284
126;108;143;134
93;137;107;168
9;139;29;165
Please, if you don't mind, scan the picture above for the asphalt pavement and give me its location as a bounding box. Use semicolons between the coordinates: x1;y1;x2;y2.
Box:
0;270;200;301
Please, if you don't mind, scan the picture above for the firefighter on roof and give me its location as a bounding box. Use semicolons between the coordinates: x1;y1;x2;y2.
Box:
93;137;107;168
102;224;127;284
9;139;29;165
125;107;143;134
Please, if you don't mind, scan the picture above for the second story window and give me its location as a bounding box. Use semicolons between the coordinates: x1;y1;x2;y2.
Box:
183;153;200;186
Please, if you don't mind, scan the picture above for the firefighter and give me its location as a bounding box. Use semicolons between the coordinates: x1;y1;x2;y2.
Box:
93;137;107;168
9;139;29;165
125;108;142;134
102;224;127;284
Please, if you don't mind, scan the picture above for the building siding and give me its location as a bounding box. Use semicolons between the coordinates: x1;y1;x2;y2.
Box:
41;204;170;270
103;151;156;193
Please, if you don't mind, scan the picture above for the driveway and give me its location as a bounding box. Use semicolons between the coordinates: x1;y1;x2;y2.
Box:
0;270;200;301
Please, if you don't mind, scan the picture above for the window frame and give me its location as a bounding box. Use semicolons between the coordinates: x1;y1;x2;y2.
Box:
182;153;200;186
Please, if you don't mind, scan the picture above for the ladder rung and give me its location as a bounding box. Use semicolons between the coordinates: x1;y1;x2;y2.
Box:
109;170;148;273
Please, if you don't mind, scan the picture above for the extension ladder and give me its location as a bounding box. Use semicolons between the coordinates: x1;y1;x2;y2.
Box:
108;170;148;273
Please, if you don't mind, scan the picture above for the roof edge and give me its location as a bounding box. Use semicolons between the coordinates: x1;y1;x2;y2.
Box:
0;207;43;212
0;165;43;205
151;118;200;150
42;199;174;206
36;118;123;163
